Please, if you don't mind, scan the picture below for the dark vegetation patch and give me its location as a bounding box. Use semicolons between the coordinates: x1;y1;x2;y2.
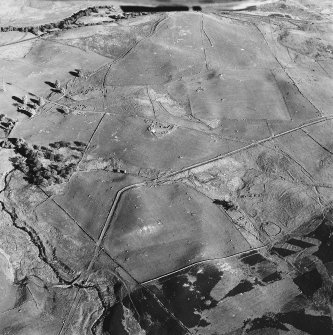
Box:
271;247;296;257
213;199;237;211
103;288;187;335
287;238;315;249
0;114;16;137
7;138;86;186
279;311;333;335
224;280;254;299
241;252;266;266
306;218;333;264
244;310;333;335
262;272;282;283
151;264;223;328
245;310;333;335
244;312;289;332
102;302;127;335
293;269;323;298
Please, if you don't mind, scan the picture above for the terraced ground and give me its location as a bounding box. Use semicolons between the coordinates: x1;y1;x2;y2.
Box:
0;1;333;335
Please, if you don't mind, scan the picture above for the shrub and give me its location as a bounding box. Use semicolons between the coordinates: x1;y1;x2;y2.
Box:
26;156;39;167
63;107;70;115
74;141;86;147
65;163;76;175
43;151;51;159
13;157;29;173
42;168;52;179
54;165;63;173
38;97;45;106
59;169;68;178
31;161;43;172
18;143;31;156
21;165;29;174
54;153;64;162
31;174;44;185
76;69;84;78
22;95;28;105
54;176;62;184
30;27;39;35
57;141;71;148
40;179;49;188
50;142;61;149
50;168;58;177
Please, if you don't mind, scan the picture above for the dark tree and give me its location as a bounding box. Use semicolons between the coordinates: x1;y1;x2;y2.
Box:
57;141;71;147
54;153;64;162
50;142;61;149
42;168;52;179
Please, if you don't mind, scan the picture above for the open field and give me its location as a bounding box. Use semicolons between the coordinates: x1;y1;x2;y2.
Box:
55;170;143;239
82;113;245;175
11;110;104;145
103;183;249;281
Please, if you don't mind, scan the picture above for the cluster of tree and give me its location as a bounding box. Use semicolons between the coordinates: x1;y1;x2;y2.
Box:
0;25;39;35
0;6;143;37
0;6;113;36
50;140;86;151
11;142;48;185
49;141;71;149
0;139;14;149
16;95;45;118
0;114;16;135
41;148;64;162
17;105;36;118
53;81;68;105
9;138;86;187
31;162;76;186
18;160;76;186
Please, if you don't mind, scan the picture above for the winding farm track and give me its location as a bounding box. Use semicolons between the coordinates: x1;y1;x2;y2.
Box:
87;113;333;283
0;35;40;48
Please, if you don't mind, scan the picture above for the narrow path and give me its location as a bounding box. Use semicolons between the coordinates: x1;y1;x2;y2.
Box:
141;245;268;285
85;113;333;284
156;114;333;182
85;182;146;274
0;35;40;48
